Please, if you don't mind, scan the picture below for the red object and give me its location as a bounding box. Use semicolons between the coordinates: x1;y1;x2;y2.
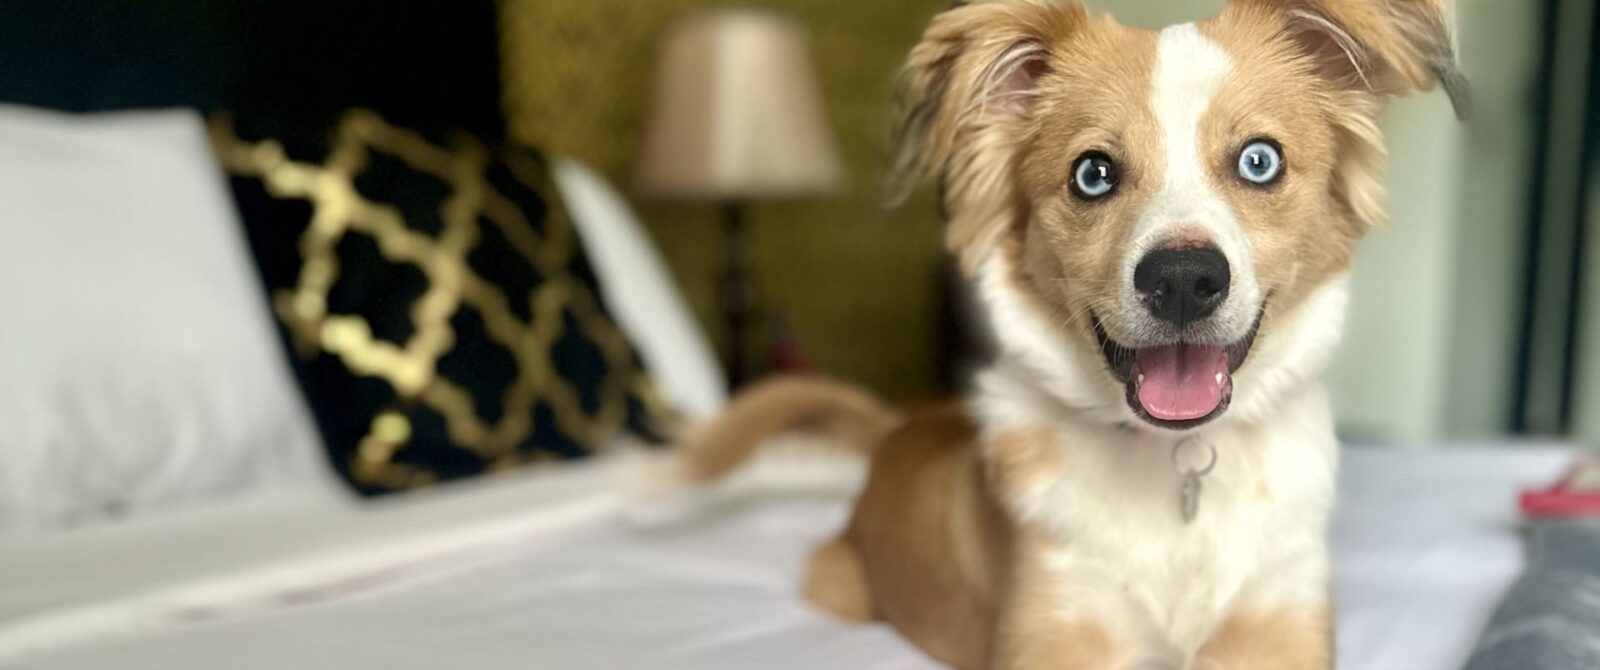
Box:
1520;460;1600;518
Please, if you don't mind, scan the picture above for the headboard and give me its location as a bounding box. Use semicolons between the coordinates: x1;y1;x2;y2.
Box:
0;0;505;137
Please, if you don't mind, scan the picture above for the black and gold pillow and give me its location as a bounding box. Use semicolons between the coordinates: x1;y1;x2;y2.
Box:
211;109;671;495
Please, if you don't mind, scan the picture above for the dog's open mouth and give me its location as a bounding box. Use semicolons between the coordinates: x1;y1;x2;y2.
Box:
1093;312;1262;430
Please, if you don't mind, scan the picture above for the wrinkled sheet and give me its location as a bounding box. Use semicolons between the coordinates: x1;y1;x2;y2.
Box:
0;445;1573;670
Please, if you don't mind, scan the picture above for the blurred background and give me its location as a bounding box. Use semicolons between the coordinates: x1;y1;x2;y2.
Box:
504;0;1587;446
510;0;1597;446
0;0;1594;483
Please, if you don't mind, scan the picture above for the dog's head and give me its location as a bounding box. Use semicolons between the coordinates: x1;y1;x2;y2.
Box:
891;0;1466;432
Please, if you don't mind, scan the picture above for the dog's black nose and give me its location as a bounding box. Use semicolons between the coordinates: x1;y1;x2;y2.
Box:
1134;247;1230;328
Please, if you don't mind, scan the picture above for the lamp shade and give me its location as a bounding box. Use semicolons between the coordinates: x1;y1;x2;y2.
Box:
635;9;845;200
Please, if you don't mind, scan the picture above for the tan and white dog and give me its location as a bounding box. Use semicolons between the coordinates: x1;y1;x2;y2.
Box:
682;1;1467;668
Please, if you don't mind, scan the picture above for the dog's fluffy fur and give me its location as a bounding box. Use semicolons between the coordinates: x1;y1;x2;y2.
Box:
683;1;1465;668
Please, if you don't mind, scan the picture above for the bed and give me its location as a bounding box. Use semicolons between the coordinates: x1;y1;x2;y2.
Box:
0;442;1573;669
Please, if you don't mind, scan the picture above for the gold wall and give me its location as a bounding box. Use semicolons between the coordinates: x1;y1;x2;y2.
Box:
498;0;948;400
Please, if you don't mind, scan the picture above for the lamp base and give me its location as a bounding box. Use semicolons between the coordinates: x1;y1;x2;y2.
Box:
720;203;755;389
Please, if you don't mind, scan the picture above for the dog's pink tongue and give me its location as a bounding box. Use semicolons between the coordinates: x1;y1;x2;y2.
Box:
1136;343;1229;422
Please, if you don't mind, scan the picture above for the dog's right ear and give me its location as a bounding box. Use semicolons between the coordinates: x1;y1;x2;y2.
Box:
885;0;1084;269
1246;0;1469;118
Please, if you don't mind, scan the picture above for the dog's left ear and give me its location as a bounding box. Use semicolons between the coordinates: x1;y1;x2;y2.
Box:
1249;0;1469;119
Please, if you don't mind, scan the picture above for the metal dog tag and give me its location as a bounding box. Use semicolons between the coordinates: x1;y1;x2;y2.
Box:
1172;438;1217;525
1179;470;1202;524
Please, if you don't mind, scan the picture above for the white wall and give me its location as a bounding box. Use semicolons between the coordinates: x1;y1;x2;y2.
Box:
1331;0;1546;442
1441;0;1543;438
1574;189;1600;443
1327;95;1465;442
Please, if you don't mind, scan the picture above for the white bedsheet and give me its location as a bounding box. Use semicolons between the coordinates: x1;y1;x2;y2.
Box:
0;445;1573;669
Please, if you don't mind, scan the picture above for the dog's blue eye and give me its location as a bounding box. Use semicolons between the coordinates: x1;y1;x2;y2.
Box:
1071;152;1117;200
1237;140;1283;185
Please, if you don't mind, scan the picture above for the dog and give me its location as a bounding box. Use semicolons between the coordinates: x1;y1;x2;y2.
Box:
680;1;1467;668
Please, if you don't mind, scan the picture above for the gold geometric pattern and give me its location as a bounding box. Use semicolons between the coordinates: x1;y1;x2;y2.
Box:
211;109;671;491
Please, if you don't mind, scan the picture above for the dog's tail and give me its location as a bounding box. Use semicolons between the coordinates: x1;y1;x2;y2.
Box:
678;376;903;482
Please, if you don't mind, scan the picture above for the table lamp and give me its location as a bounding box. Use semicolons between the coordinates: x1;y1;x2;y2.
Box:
635;8;844;388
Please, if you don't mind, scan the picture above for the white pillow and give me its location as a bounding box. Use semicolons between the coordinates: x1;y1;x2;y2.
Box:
552;158;727;419
0;106;327;535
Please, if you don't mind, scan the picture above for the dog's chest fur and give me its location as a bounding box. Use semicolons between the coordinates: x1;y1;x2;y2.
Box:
971;259;1343;658
976;362;1337;660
